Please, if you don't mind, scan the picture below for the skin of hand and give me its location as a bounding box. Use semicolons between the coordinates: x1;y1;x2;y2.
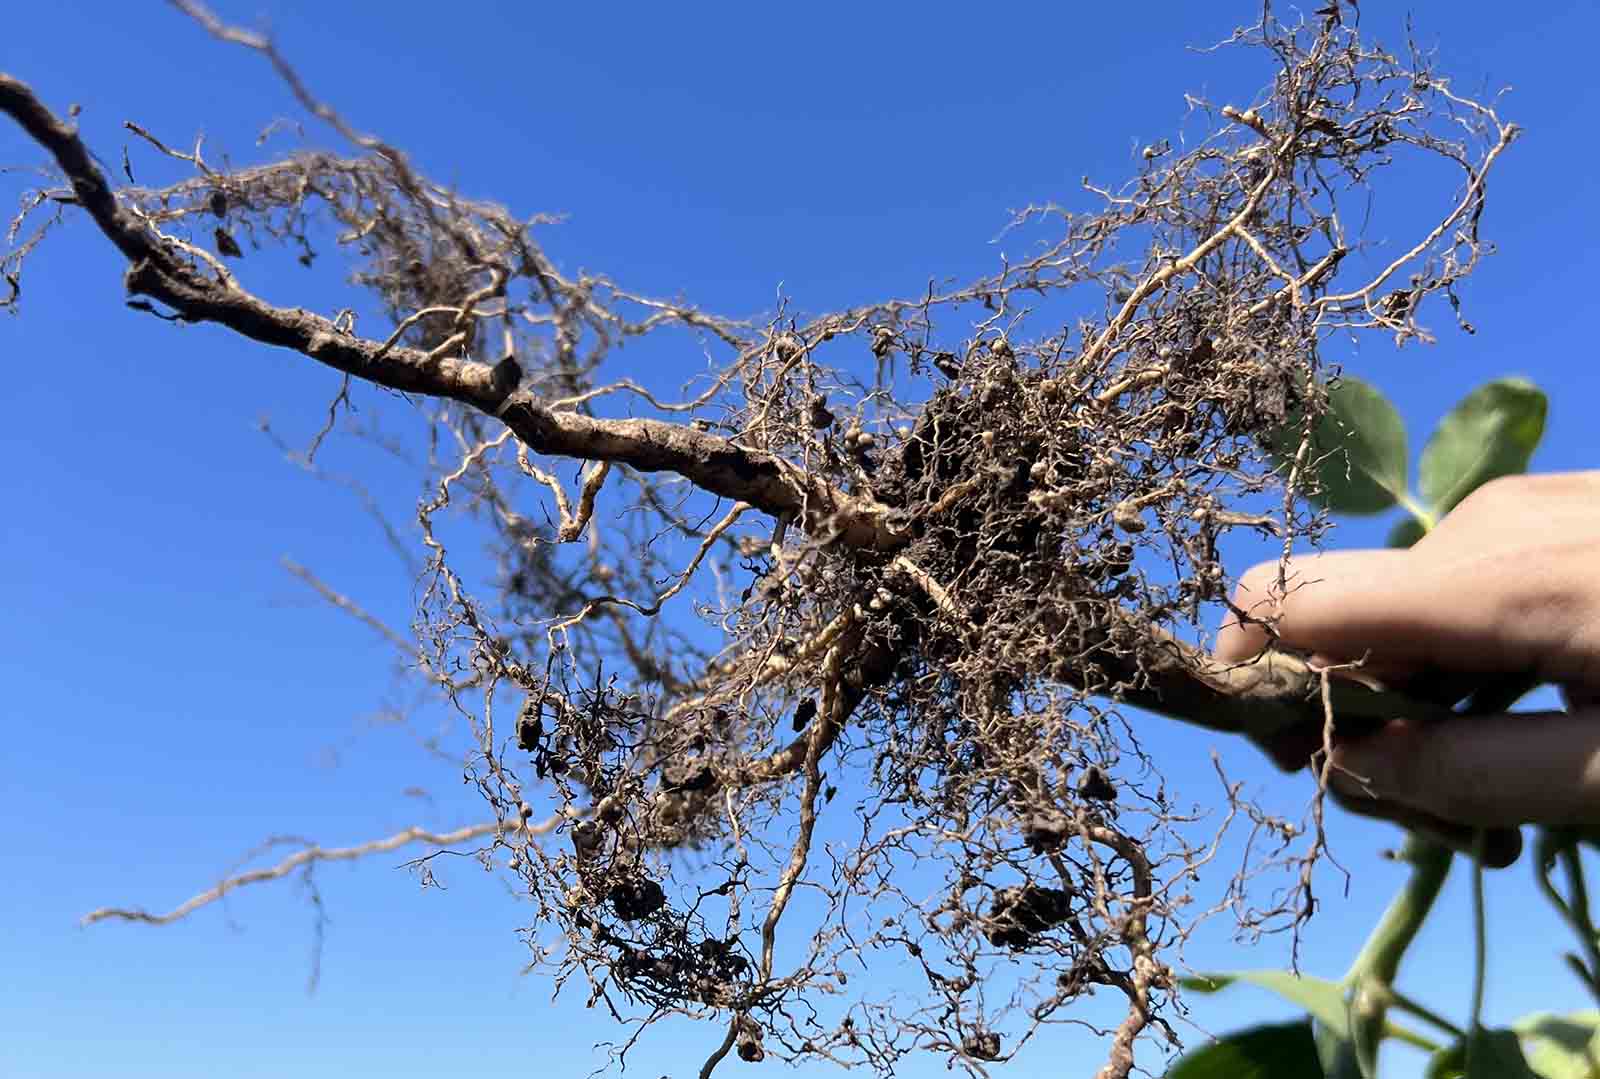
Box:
1216;471;1600;859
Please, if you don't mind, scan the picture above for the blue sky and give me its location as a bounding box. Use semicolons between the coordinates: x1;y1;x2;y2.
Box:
4;3;1599;1077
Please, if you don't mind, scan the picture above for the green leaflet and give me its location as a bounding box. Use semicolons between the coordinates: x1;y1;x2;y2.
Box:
1182;971;1353;1036
1513;1012;1600;1079
1272;376;1409;515
1426;1028;1543;1079
1419;378;1547;517
1166;1019;1326;1079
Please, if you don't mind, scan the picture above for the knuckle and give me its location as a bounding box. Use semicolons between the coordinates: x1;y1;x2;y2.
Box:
1458;472;1532;512
1458;470;1598;516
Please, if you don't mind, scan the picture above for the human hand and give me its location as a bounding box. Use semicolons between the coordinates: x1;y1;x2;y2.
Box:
1217;472;1600;857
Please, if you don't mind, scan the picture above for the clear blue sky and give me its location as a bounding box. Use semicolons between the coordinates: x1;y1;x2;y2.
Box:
3;3;1598;1077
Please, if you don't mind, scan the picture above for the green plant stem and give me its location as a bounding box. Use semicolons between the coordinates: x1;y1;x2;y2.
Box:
1396;491;1437;532
1534;833;1576;921
1561;842;1594;921
1345;838;1454;984
1559;842;1600;987
1344;839;1453;1076
1469;833;1488;1031
1534;830;1600;1003
1464;832;1488;1075
1381;1021;1442;1054
1380;987;1465;1040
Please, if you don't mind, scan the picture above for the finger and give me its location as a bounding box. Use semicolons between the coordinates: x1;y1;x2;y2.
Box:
1565;684;1600;710
1215;550;1412;663
1328;784;1524;868
1330;710;1600;830
1218;545;1592;684
1255;722;1328;773
1259;726;1526;866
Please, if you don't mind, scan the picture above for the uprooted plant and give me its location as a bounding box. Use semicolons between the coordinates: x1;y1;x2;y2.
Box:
2;3;1524;1075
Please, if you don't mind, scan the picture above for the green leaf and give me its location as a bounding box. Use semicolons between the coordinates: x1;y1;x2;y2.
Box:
1316;1019;1366;1079
1472;1028;1545;1079
1430;1041;1468;1079
1386;515;1427;550
1166;1020;1325;1079
1271;376;1409;515
1512;1011;1600;1079
1428;1029;1545;1079
1182;971;1352;1036
1183;969;1437;1072
1419;377;1547;516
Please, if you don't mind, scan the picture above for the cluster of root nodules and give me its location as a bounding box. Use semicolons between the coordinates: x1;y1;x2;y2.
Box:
5;6;1518;1077
471;12;1512;1061
391;15;1512;1076
485;328;1305;1073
